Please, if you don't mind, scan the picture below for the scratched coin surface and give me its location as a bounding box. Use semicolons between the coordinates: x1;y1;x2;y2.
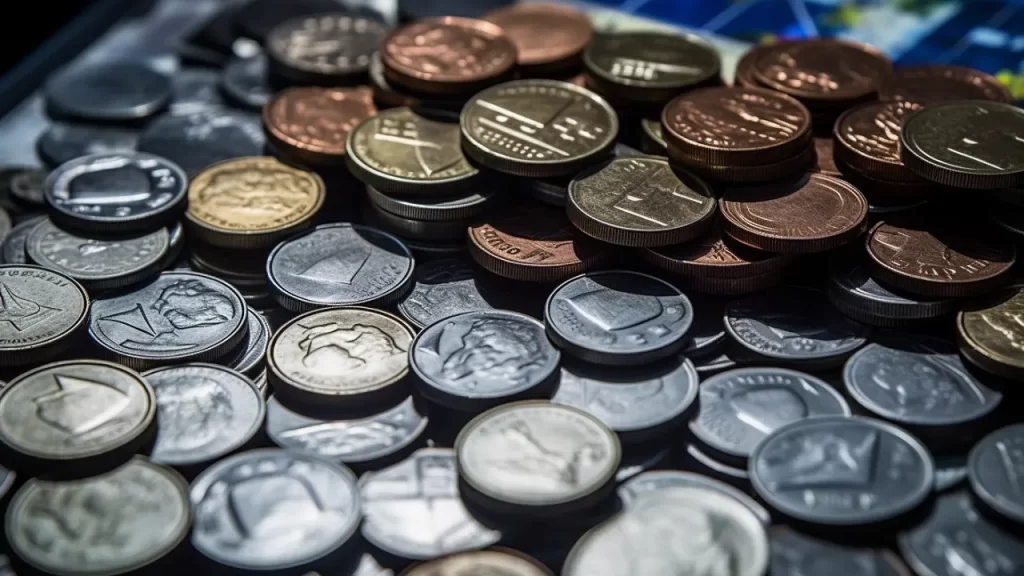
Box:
0;265;88;366
957;286;1024;379
880;65;1012;104
263;87;375;165
833;100;924;182
968;424;1024;525
750;38;892;106
404;549;551;576
266;14;388;84
482;3;592;71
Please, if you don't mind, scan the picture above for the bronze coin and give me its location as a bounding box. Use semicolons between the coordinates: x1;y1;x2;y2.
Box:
750;39;892;107
833;100;924;182
956;285;1024;379
720;173;868;253
468;202;610;283
733;43;772;89
814;137;841;177
642;225;789;279
866;219;1016;298
262;86;376;166
482;3;592;72
670;141;816;184
880;65;1012;104
381;17;516;96
662;86;812;166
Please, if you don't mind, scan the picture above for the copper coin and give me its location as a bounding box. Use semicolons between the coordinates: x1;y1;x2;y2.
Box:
720;173;868;253
670;141;816;184
734;43;772;89
814;137;841;177
381;17;516;96
866;219;1016;298
468;202;609;283
750;39;892;107
263;86;376;166
482;3;592;72
642;225;788;279
880;65;1012;104
833;100;924;182
662;86;811;166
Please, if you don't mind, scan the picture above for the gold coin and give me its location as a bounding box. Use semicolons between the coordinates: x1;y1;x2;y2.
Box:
186;157;325;249
957;285;1024;379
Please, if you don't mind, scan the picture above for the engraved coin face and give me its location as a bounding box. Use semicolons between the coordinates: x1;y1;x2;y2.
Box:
584;31;721;95
144;363;265;467
0;265;88;364
403;550;551;576
750;416;934;526
136;109;265;177
190;449;361;571
456;401;620;507
834;101;922;181
751;39;892;102
618;470;771;524
968;424;1024;525
5;457;191;576
266;14;387;80
0;360;155;462
770;527;911;576
263;87;376;162
398;258;495;329
958;286;1024;378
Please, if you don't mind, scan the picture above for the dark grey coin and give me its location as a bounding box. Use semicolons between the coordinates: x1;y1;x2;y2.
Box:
221;55;272;111
44;62;172;122
26;219;169;291
0;464;13;500
89;271;247;369
43;152;188;232
266;395;427;468
617;470;771;525
770;526;912;576
828;261;955;326
410;310;561;412
136;109;266;177
6;168;46;207
0;216;44;264
190;448;362;571
226;307;270;377
397;258;495;329
170;66;225;115
681;294;727;359
898;491;1024;576
143;363;264;468
267;223;414;312
725;286;870;368
750;416;934;526
552;358;699;444
365;185;497;222
690;367;850;466
843;334;1002;451
935;453;968;493
266;14;388;84
0;265;89;366
5;457;191;576
36;122;139;168
969;424;1024;524
545;271;694;366
358;448;501;561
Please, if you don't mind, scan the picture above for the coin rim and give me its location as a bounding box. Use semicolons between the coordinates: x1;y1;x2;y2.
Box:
481;3;593;68
955;285;1024;378
967;424;1024;524
0;264;89;362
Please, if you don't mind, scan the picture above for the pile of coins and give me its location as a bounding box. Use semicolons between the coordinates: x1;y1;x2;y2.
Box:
0;1;1023;575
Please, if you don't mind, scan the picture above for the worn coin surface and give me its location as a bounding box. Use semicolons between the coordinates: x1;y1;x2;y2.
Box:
266;14;388;84
828;261;956;326
403;549;551;576
482;3;592;71
957;286;1024;379
770;527;912;576
397;258;495;329
642;225;788;280
263;86;376;165
460;80;618;177
0;265;88;366
136;108;266;177
44;61;171;122
880;65;1012;103
618;470;771;524
36;122;139;168
968;424;1024;525
221;55;272;111
833;100;924;182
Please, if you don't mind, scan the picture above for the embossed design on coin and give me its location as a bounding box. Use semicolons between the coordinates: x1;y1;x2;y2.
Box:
618;470;771;524
880;65;1012;104
483;3;592;70
266;14;388;83
751;39;892;102
834;100;923;182
957;286;1024;379
0;265;88;366
264;87;376;165
968;424;1024;525
771;527;912;576
398;258;494;329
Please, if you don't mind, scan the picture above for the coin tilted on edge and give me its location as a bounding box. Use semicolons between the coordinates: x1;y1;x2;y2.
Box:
956;285;1024;379
265;13;388;85
0;265;89;366
263;86;376;166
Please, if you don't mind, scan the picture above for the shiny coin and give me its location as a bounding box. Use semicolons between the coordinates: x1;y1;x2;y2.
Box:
89;271;247;369
0;265;88;366
268;307;413;409
5;457;190;576
900;101;1024;189
482;3;592;73
225;307;270;377
0;360;155;469
770;526;912;576
968;424;1024;525
568;156;715;247
143;363;264;468
397;257;496;329
411;310;560;412
545;271;693;366
267;223;414;311
44;61;171;122
957;285;1024;379
456;401;620;515
263;86;376;166
403;549;551;576
365;184;496;222
266;14;388;84
618;470;770;524
36;122;139;168
880;65;1012;103
750;416;934;527
642;225;788;280
834;100;924;182
137;108;265;177
828;260;956;326
187;156;324;249
190;448;361;571
460;80;618;178
221;54;272;111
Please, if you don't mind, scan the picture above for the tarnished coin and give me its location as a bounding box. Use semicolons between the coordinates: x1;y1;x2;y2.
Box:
5;457;191;576
545;271;693;365
828;261;956;327
968;424;1024;525
403;549;551;576
750;416;934;526
44;61;171;122
36;122;139;168
460;80;618;177
900;101;1024;189
397;258;496;329
221;55;272;111
266;223;414;311
268;307;413;409
190;449;361;572
880;65;1012;104
136;108;266;177
411;310;560;412
957;286;1024;379
187;156;324;249
263;86;376;166
770;527;912;576
226;306;270;377
642;225;788;280
618;470;770;524
89;271;247;369
0;265;88;366
0;360;155;469
568;156;715;247
456;401;620;515
834;100;924;182
482;3;592;73
266;14;388;84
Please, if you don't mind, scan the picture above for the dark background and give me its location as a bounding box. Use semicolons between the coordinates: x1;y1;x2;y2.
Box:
0;5;88;75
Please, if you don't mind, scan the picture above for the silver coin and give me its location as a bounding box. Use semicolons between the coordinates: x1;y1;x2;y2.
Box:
221;55;272;111
143;363;265;468
617;470;771;525
0;215;46;264
771;526;912;576
0;265;88;366
190;448;362;571
968;424;1024;524
397;258;496;329
136;108;265;177
226;306;270;377
5;457;191;576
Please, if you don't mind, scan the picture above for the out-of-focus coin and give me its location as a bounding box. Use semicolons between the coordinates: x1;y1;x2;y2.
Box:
680;294;727;359
397;257;495;329
640;117;667;154
733;43;772;88
0;208;10;245
642;225;788;280
828;261;956;326
365;184;496;222
770;526;912;576
618;470;769;524
225;307;270;377
957;286;1024;379
460;80;618;178
5;457;191;575
137;109;266;177
235;0;354;42
36;122;139;168
681;440;751;488
814;136;842;177
833;100;924;182
5;168;46;207
221;54;272;111
880;65;1012;103
403;549;551;576
170;66;224;114
187;156;324;249
44;61;171;122
483;3;592;73
0;216;44;264
0;265;88;366
266;14;388;85
263;86;376;166
968;424;1024;525
189;449;361;572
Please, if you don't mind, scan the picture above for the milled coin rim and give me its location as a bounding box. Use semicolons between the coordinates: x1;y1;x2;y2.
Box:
967;424;1024;525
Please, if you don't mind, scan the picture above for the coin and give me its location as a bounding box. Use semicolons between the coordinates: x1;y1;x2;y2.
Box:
381;17;516;96
733;43;771;88
363;201;468;242
900;101;1024;189
89;271;247;369
770;526;912;576
36;122;139;168
681;440;751;488
0;360;155;470
460;80;618;178
170;66;224;114
221;54;272;111
0;265;88;366
411;310;560;412
814;136;842;177
404;549;551;576
0;216;45;264
190;448;361;571
618;470;770;524
642;225;789;280
865;219;1015;297
267;223;414;311
957;286;1024;379
235;0;350;42
880;65;1012;103
397;257;496;329
137;108;266;177
365;184;496;222
833;100;925;183
482;3;592;73
750;416;934;527
187;156;324;249
266;14;388;85
721;173;867;253
44;61;171;122
828;260;956;326
5;168;46;207
968;424;1024;525
225;306;270;377
456;401;620;516
263;86;376;166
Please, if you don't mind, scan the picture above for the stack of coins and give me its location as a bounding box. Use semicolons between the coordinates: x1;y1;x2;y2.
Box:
265;13;389;88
